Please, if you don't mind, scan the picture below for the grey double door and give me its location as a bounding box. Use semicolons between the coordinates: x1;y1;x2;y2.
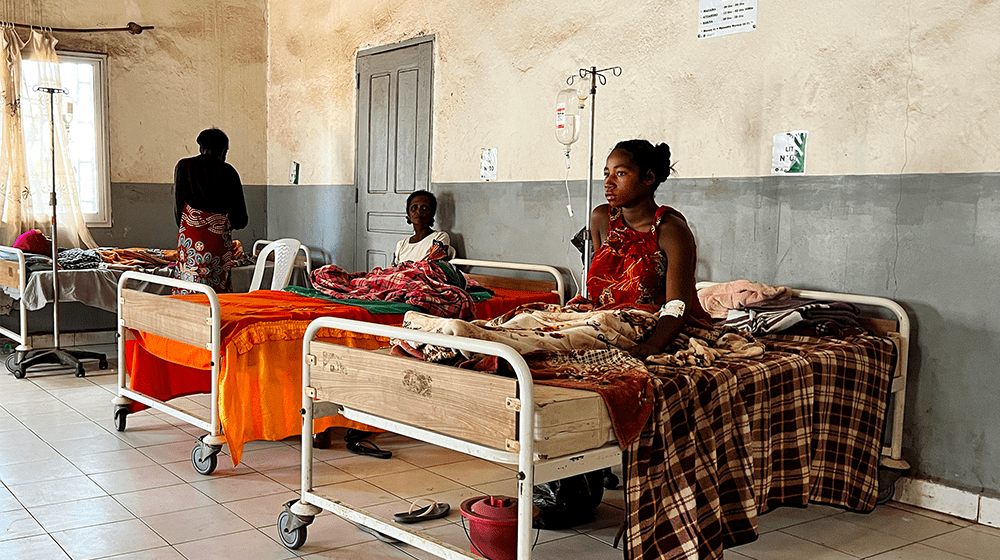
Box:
354;37;433;271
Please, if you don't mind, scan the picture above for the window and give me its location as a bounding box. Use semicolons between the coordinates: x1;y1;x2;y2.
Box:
20;51;111;226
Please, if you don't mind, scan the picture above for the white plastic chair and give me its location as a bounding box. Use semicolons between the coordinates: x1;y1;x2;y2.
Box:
249;238;301;291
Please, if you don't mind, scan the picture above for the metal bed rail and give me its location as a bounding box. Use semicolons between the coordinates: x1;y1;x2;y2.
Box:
112;271;226;474
283;316;620;559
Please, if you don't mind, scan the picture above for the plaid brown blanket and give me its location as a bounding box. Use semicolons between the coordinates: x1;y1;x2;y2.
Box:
761;334;896;511
623;332;895;559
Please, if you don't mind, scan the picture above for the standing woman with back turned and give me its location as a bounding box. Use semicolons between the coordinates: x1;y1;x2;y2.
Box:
173;128;248;293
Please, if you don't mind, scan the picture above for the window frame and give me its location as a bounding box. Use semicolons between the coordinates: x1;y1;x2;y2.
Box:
54;50;112;227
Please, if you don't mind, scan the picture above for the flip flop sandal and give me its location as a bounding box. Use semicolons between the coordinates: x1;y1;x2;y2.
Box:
353;522;401;544
346;439;393;459
345;428;378;442
393;498;451;523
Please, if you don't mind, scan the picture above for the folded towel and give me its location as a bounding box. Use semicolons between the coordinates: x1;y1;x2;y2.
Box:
697;279;789;319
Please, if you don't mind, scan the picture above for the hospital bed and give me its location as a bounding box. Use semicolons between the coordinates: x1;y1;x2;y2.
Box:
278;286;909;559
111;258;565;475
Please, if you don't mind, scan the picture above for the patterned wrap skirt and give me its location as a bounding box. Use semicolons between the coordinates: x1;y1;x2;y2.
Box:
174;204;234;294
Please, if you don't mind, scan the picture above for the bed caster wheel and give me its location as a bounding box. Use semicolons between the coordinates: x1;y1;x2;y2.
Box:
603;468;620;490
876;480;896;505
14;364;26;379
5;352;18;374
114;408;127;432
98;360;109;370
277;510;308;549
191;439;220;475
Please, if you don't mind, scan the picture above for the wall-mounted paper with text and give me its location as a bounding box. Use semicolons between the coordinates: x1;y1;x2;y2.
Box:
698;0;757;39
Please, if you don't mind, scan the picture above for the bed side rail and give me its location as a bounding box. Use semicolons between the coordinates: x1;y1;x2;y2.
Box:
452;258;565;305
0;246;27;349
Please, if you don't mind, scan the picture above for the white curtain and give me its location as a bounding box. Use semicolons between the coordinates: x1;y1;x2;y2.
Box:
0;28;95;249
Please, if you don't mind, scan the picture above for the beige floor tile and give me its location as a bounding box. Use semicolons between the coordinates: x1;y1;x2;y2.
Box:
0;443;62;467
9;475;107;508
28;420;111;443
392;444;472;468
0;486;21;512
160;456;255;482
0;455;84;486
263;461;354;490
299;538;419;559
113;483;217;517
472;478;519;498
49;432;133;458
921;525;1000;560
838;503;961;541
0;534;71;560
783;515;910;557
724;551;754;559
530;532;629;560
427;457;517;487
2;399;74;416
0;507;46;541
867;542;973;560
69;447;158;475
190;471;291;502
238;444;305;471
730;529;857;560
144;504;254;545
366;468;464;500
29;495;134;532
99;546;188;560
222;490;301;528
758;504;839;533
136;440;200;463
51;518;168;560
15;410;91;429
394;520;478;560
312;478;400;508
111;424;194;448
174;528;297;560
0;416;24;432
89;464;185;495
327;453;420;479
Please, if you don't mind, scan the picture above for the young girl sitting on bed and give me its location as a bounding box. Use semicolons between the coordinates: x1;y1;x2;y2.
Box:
574;139;711;359
392;190;455;265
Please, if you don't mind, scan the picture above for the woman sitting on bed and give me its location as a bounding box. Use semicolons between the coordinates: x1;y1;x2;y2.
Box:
392;190;455;265
575;139;711;359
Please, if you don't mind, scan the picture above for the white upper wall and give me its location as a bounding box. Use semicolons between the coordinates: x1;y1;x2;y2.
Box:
41;0;267;185
268;0;1000;185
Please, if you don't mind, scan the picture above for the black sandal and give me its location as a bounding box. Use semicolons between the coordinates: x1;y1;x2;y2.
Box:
346;439;392;459
345;428;378;443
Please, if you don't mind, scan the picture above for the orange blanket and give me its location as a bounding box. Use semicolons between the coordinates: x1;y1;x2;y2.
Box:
126;287;558;466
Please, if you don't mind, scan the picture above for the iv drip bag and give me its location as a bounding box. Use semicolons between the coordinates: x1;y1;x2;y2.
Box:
555;88;582;147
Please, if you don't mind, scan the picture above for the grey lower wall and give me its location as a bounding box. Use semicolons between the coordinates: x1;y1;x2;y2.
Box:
90;182;268;251
265;184;357;269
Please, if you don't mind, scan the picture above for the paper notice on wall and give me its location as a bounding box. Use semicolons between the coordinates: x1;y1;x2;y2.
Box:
698;0;757;39
480;148;497;181
772;131;808;174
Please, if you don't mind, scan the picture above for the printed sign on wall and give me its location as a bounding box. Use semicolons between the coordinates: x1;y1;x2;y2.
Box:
772;131;808;174
698;0;757;39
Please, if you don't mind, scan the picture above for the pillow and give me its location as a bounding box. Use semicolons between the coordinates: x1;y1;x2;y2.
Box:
13;229;52;255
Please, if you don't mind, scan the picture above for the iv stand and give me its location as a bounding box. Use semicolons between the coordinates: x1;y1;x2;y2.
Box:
13;86;106;378
567;66;621;299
